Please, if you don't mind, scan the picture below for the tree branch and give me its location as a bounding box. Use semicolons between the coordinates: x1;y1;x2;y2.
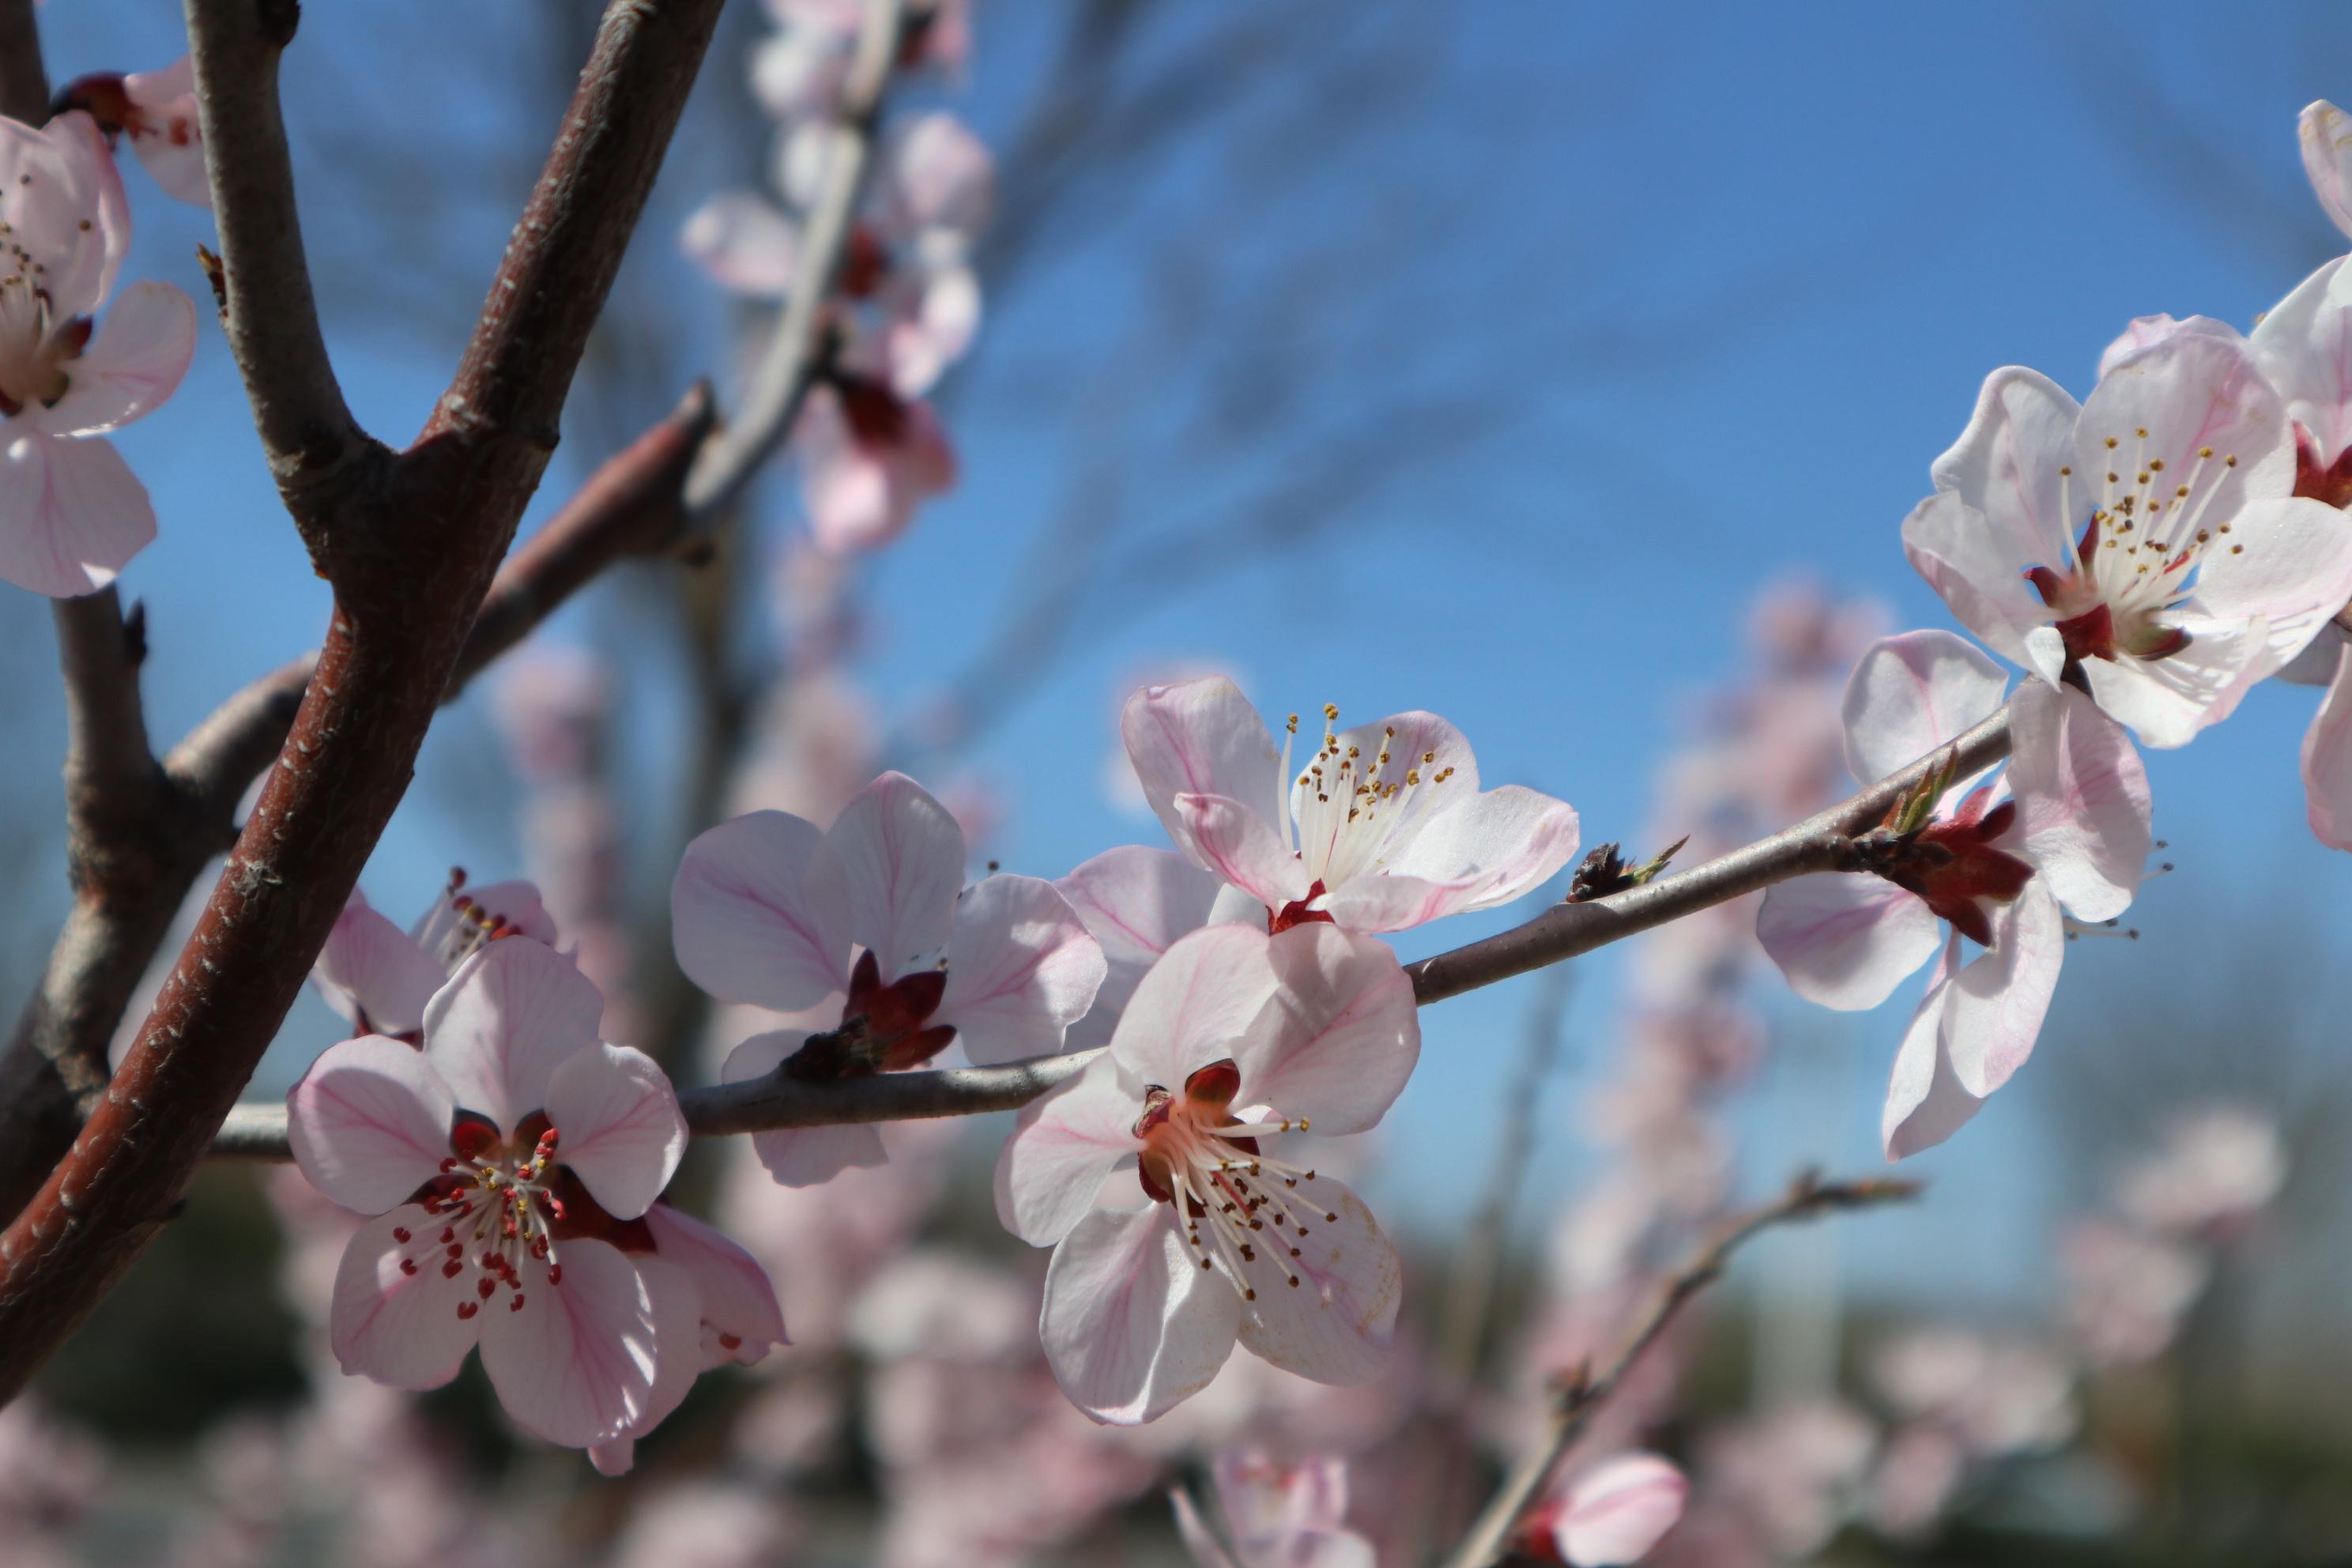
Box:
183;0;368;503
1440;1170;1924;1568
679;0;906;526
0;0;46;125
0;0;725;1403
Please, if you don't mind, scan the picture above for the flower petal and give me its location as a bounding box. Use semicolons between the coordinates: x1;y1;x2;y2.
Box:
673;809;851;1010
1233;1174;1400;1387
1107;923;1281;1091
1055;845;1226;1011
2189;496;2352;683
993;1052;1142;1246
752;1122;888;1188
1900;492;2047;665
1121;677;1286;858
1756;873;1942;1011
937;873;1106;1065
2075;328;2290;514
2302;100;2352;242
1351;783;1581;927
287;1035;457;1213
1234;925;1419;1135
477;1238;678;1449
1841;629;2009;786
1940;880;2064;1099
329;1204;481;1390
1552;1453;1690;1567
0;431;156;597
2079;624;2260;748
422;937;605;1132
1172;792;1313;911
0;112;128;317
817;771;966;974
25;281;196;437
2098;314;2241;381
2249;254;2352;463
1928;366;2082;580
1882;938;1984;1159
311;891;445;1036
643;1203;788;1370
2304;643;2352;850
680;191;799;297
542;1042;686;1221
2007;678;2151;922
1040;1204;1240;1425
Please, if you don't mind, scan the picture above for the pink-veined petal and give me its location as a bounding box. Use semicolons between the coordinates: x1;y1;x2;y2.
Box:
1928;366;2082;579
1552;1453;1690;1567
1841;630;2009;786
2007;679;2152;923
1232;1175;1400;1388
2249;254;2352;463
2075;329;2290;516
1882;938;1984;1159
311;891;445;1035
287;1035;456;1213
937;873;1106;1065
542;1043;685;1221
22;281;195;438
643;1202;788;1370
680;191;799;297
0;112;127;318
1940;880;2064;1099
1355;784;1581;925
2302;100;2352;242
817;771;966;974
2304;643;2352;850
1055;845;1226;1011
993;1053;1141;1246
2190;496;2352;682
0;430;155;597
2079;624;2260;748
1756;874;1942;1011
1233;925;1418;1135
672;810;850;1010
1121;677;1286;858
421;937;605;1133
1900;492;2048;664
1173;792;1313;912
1041;1204;1241;1426
477;1239;679;1449
752;1122;887;1188
328;1204;481;1391
1107;923;1282;1092
2097;314;2241;381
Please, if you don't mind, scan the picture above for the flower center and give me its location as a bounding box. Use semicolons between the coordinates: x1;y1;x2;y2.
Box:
2027;436;2245;664
0;261;86;419
398;1118;569;1321
1875;785;2034;947
1281;703;1459;894
1134;1060;1327;1302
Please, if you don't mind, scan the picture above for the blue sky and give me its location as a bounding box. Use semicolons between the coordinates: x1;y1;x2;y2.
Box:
13;2;2352;1321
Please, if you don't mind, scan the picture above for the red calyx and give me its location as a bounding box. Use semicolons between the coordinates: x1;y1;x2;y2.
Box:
1268;880;1336;934
835;374;912;448
842;224;888;299
51;74;134;138
840;948;959;1071
2297;424;2352;509
1881;786;2035;946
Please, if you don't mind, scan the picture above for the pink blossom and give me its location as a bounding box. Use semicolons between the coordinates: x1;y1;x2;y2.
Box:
1903;329;2352;747
674;771;1106;1186
995;922;1416;1424
1525;1453;1689;1566
311;874;557;1040
286;938;707;1459
1172;1451;1374;1568
1867;1326;2077;1457
0;111;195;597
2060;1216;2209;1368
1117;676;1581;935
55;60;211;207
1756;631;2152;1155
792;372;957;554
1698;1400;1876;1559
2113;1103;2286;1240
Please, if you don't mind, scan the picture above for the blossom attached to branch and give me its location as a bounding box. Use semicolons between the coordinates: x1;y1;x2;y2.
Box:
1521;1452;1688;1566
55;57;211;208
1172;1452;1376;1568
311;875;557;1041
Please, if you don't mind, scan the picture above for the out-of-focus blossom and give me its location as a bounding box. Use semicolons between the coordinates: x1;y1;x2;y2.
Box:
1519;1453;1688;1566
311;874;556;1040
1866;1424;1967;1542
612;1483;799;1568
0;1396;104;1553
1868;1327;2078;1457
793;369;957;554
1114;675;1580;935
1758;632;2152;1155
997;923;1415;1423
1698;1400;1877;1559
1904;328;2352;748
2060;1216;2211;1368
2113;1104;2286;1240
0;110;196;596
286;938;706;1462
676;771;1105;1185
1172;1451;1373;1568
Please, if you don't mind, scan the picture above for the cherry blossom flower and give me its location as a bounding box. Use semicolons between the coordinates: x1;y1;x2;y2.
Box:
1868;1327;2078;1458
1118;676;1581;936
1698;1400;1876;1559
1903;327;2352;747
1523;1453;1689;1566
311;873;557;1040
2112;1103;2286;1240
57;60;209;207
995;922;1416;1425
288;938;715;1461
2060;1216;2209;1368
0;111;196;597
793;365;957;554
1173;1451;1374;1568
1756;631;2153;1156
674;770;1106;1186
751;0;971;119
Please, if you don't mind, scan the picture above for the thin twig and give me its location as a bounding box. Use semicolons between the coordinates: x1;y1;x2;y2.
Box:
680;0;906;526
1440;1170;1924;1568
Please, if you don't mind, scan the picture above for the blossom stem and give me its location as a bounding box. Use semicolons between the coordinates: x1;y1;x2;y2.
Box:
1438;1170;1924;1568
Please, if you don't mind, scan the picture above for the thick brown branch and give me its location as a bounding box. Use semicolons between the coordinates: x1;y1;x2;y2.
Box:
0;0;47;124
183;0;367;501
0;0;724;1402
1441;1171;1924;1568
680;0;906;526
